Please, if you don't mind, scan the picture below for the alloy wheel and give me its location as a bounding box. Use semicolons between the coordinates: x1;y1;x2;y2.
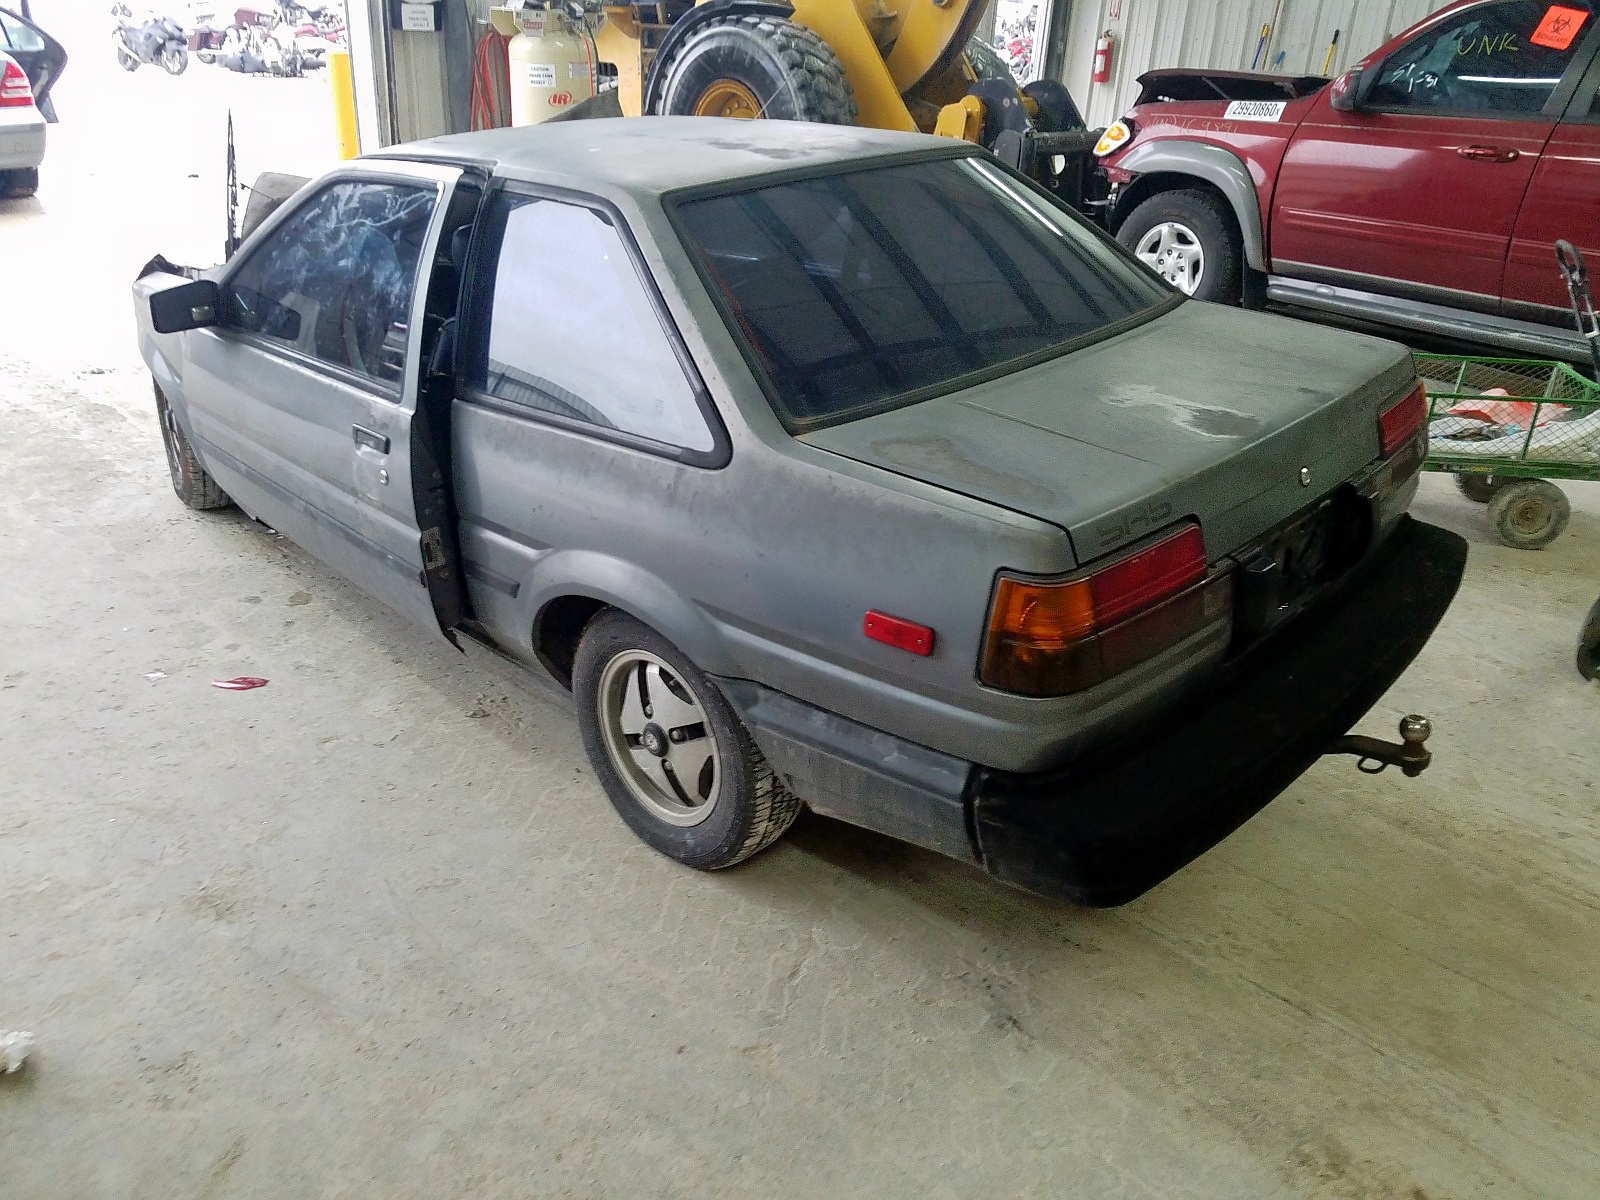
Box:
595;650;721;827
1134;221;1205;294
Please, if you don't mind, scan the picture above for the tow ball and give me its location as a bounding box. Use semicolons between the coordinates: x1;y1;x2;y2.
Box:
1329;715;1433;777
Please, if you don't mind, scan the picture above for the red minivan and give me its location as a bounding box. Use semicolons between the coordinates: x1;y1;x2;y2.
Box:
1096;0;1600;363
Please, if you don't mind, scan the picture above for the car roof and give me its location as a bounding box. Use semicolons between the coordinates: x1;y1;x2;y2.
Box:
386;117;959;196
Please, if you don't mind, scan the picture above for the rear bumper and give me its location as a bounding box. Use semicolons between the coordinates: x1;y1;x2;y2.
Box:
0;119;46;171
971;516;1467;905
722;516;1466;906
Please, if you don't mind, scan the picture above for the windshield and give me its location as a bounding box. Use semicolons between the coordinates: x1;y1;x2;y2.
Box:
675;155;1170;429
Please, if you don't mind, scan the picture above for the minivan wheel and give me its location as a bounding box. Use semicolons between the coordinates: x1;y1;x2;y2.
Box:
154;383;231;510
1117;189;1243;304
573;611;800;869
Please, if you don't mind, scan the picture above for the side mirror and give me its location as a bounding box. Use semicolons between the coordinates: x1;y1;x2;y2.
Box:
1328;67;1367;112
149;279;221;334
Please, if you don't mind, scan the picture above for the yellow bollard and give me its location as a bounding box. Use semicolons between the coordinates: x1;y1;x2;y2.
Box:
328;49;359;160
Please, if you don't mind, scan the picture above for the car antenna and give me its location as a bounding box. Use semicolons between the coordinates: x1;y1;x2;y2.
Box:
225;110;239;260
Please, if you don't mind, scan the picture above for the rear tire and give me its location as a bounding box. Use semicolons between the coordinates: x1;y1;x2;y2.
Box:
1;167;38;199
117;46;140;71
1454;473;1504;504
573;610;800;870
655;14;857;125
154;384;231;510
1487;478;1569;549
1117;189;1243;305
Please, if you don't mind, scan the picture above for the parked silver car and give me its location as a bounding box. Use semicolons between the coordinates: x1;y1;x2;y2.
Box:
0;8;65;198
134;119;1466;905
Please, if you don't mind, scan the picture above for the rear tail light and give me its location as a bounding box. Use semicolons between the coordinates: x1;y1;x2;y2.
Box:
1379;380;1428;458
981;522;1233;697
0;61;32;107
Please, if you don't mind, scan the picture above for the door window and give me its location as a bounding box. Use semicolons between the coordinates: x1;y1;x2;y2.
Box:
464;194;713;453
224;180;437;388
1367;0;1591;115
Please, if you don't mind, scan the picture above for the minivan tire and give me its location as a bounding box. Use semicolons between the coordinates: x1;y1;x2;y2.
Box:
573;610;800;870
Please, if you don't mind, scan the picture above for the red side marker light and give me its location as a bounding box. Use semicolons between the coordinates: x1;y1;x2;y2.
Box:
864;610;935;656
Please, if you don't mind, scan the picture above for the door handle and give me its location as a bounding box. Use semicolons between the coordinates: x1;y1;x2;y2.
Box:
1458;145;1519;163
352;425;389;454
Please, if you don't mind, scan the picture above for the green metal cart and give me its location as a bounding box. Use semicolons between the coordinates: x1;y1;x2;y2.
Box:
1418;353;1600;550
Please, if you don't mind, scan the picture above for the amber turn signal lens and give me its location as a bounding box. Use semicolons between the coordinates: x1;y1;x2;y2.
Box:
981;522;1222;697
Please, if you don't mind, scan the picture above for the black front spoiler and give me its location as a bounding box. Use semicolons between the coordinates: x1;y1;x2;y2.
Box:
971;516;1468;907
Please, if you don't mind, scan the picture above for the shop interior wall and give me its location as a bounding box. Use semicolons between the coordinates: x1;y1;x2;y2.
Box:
1057;0;1442;126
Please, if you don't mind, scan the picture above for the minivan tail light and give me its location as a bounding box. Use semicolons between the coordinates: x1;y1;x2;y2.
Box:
1379;380;1428;458
981;522;1232;697
0;61;32;107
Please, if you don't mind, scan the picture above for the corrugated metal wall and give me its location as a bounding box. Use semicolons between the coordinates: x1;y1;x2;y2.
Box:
1056;0;1444;126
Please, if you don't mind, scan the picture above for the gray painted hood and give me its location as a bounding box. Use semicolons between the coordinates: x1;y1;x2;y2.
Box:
802;302;1415;563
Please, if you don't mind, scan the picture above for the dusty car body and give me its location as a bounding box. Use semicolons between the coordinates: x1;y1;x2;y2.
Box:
132;118;1465;905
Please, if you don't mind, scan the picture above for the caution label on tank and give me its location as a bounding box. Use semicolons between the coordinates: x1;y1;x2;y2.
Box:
526;63;557;89
1222;100;1287;121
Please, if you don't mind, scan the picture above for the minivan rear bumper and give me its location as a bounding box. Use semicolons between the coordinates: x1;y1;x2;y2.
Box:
721;516;1466;906
970;515;1466;905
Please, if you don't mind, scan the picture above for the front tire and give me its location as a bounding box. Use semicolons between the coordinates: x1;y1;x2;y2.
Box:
573;611;800;870
1487;478;1569;549
655;14;857;125
154;384;231;510
1578;597;1600;681
1117;189;1243;304
161;43;189;75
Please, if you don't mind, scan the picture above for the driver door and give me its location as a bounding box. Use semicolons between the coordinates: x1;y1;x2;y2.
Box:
181;161;466;638
1272;0;1587;305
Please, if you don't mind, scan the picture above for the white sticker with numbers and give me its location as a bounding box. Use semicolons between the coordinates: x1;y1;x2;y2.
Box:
1222;100;1288;121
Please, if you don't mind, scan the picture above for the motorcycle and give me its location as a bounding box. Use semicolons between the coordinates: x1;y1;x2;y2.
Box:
112;3;189;75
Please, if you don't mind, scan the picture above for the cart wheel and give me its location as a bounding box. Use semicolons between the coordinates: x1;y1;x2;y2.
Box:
1454;473;1504;504
1487;479;1571;550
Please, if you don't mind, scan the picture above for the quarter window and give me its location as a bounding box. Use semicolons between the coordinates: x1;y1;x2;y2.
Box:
465;194;713;454
224;180;437;388
1367;0;1591;115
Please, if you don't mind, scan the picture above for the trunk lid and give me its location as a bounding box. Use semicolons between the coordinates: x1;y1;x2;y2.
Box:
801;301;1414;563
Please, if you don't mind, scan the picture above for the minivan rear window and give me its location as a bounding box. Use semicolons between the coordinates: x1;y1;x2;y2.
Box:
676;156;1169;429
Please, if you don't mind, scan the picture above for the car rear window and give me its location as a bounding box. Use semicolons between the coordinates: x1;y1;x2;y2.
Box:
675;156;1169;429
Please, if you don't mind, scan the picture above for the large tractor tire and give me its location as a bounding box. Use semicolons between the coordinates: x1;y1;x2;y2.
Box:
655;14;857;125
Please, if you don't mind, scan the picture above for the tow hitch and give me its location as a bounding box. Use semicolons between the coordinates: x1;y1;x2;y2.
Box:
1329;715;1433;777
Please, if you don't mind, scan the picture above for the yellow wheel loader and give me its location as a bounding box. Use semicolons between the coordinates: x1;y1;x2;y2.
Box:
538;0;1103;208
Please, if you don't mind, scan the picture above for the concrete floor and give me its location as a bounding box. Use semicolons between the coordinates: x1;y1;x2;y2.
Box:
4;16;1600;1198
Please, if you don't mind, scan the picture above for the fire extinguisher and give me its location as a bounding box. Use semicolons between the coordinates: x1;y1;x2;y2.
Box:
1092;30;1114;84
